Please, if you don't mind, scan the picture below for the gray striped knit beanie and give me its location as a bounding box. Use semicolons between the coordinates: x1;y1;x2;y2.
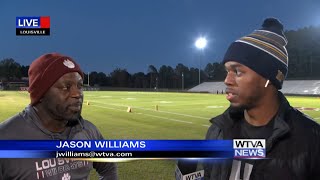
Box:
223;18;288;89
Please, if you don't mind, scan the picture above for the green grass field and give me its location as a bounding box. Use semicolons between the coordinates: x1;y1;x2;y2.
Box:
0;91;319;179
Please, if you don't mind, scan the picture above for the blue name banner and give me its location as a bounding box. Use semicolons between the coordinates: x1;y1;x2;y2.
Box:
0;140;232;151
0;150;55;158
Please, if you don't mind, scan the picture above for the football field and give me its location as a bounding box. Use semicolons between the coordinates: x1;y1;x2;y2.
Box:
0;91;319;179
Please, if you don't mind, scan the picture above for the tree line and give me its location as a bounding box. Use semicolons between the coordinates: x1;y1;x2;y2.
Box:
0;59;225;89
1;26;320;89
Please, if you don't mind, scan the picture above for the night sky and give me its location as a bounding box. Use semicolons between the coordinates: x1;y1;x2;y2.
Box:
1;0;320;74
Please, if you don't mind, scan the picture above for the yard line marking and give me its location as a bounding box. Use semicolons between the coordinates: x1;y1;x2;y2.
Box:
90;104;193;124
202;124;210;127
142;114;193;124
206;106;224;108
90;104;124;111
90;101;209;120
147;108;208;120
314;117;320;120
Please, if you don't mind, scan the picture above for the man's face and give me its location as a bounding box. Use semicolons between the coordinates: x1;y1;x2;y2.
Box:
224;61;267;109
41;72;83;122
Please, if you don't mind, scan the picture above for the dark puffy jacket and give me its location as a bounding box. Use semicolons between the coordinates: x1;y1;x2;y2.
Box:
204;92;320;180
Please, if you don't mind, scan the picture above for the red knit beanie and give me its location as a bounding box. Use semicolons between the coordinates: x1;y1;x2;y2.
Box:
28;53;84;105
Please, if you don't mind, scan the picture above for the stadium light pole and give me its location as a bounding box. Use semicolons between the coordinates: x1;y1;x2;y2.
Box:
88;72;90;87
195;37;207;85
182;72;184;90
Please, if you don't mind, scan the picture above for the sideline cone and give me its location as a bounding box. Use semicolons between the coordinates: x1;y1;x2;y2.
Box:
127;106;132;113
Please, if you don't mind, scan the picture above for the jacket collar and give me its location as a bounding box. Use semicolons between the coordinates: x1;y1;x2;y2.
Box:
210;91;291;150
266;91;291;151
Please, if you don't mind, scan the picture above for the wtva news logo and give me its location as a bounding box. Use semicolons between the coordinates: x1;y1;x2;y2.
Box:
233;139;266;158
16;16;50;36
175;166;204;180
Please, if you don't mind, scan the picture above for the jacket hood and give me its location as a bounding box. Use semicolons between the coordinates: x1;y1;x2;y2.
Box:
23;105;84;140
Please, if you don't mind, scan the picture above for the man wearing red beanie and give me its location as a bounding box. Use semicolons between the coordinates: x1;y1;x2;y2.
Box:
0;53;118;179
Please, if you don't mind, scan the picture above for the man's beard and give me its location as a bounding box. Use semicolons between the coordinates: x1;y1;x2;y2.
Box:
230;91;262;112
47;105;82;126
229;105;246;113
66;114;81;126
65;110;82;124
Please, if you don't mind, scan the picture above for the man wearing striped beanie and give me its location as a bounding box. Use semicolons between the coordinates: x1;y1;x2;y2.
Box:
204;18;320;180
